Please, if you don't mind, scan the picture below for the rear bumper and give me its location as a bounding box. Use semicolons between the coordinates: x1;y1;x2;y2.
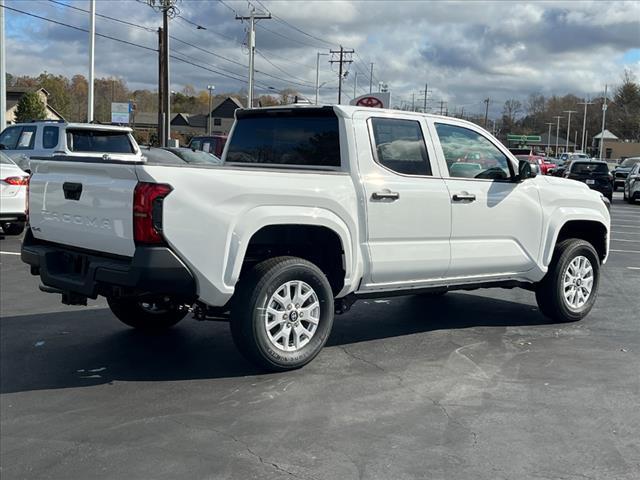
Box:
0;213;26;223
21;231;197;301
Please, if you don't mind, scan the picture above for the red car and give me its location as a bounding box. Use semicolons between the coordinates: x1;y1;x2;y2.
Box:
516;154;556;175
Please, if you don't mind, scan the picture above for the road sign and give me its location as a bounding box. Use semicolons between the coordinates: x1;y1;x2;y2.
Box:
111;102;130;124
507;134;541;142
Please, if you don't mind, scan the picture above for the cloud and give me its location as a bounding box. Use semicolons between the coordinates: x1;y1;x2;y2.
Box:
4;0;639;117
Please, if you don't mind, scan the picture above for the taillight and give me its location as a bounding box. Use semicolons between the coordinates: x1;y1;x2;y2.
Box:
133;182;172;245
2;176;29;185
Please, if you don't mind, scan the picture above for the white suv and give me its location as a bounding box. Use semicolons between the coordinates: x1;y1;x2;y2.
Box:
0;121;141;172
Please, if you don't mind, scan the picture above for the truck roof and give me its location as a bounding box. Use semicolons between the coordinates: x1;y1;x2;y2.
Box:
9;121;133;133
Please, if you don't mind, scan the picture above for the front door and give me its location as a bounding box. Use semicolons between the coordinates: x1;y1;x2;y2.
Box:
354;112;452;287
430;120;543;278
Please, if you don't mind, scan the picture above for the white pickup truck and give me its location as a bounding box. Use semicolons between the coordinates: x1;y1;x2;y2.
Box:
22;105;611;371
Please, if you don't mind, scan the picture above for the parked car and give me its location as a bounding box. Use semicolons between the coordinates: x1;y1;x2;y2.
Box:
188;135;227;158
22;105;610;371
612;157;640;191
564;160;613;200
0;152;28;235
623;162;640;204
141;146;222;165
559;152;590;163
0;121;141;171
515;154;554;175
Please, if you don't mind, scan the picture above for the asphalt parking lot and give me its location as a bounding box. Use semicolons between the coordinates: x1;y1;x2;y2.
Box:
1;194;638;480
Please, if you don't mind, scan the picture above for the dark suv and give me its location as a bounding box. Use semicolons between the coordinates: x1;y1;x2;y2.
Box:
565;161;613;200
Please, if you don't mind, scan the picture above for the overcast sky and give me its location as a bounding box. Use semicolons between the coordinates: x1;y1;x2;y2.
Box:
4;0;640;117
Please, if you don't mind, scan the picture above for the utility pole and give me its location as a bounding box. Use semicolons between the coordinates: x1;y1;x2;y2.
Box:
545;122;554;155
236;8;271;109
438;100;446;115
330;46;354;104
553;115;563;155
483;98;490;129
87;0;95;123
315;52;329;105
564;110;577;152
0;0;6;131
420;83;428;112
157;27;164;145
207;84;215;135
577;99;593;153
369;63;374;94
599;84;608;160
161;1;171;145
411;92;415;112
353;71;357;99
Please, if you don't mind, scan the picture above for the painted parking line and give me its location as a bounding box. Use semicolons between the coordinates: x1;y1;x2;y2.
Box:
612;238;640;243
610;249;640;254
0;251;20;256
610;220;640;224
611;225;640;229
628;267;640;270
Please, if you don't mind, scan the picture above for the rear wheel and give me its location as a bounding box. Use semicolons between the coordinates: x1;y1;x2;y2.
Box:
1;222;25;236
107;296;189;330
535;239;600;323
230;256;334;372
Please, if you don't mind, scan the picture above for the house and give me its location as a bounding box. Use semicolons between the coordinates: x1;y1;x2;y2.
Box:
4;87;65;124
592;129;640;160
203;96;244;135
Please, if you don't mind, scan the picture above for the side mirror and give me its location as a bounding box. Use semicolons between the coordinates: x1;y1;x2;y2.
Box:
518;160;537;181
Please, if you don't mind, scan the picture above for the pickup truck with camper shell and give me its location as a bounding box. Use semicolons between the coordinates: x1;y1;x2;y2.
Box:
21;105;611;371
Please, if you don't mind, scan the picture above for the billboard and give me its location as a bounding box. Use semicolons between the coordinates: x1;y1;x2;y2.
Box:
111;102;130;124
349;92;391;109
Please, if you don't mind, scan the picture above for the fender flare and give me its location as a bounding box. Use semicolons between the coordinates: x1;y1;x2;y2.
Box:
542;208;609;267
223;205;360;297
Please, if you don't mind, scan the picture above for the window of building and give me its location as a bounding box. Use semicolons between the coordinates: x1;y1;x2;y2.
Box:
214;118;222;126
435;123;512;180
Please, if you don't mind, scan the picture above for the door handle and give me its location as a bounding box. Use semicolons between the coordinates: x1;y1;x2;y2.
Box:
63;182;83;201
452;192;476;202
372;190;400;201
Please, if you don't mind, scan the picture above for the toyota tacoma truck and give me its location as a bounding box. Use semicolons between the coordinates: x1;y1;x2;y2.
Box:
21;105;611;371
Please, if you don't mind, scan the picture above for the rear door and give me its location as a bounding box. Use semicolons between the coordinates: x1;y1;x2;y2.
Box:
429;119;543;277
354;111;451;287
28;159;140;256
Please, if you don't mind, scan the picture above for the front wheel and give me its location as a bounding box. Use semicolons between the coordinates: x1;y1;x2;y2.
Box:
230;256;335;372
107;296;189;330
535;239;600;323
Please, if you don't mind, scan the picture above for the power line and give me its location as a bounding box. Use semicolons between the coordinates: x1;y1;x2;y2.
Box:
48;0;156;32
217;0;237;15
256;23;324;49
1;4;157;52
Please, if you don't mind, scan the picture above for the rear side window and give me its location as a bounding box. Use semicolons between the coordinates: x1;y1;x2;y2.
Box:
16;126;37;150
43;126;59;149
0;126;21;149
369;118;431;175
67;129;134;153
226;110;340;168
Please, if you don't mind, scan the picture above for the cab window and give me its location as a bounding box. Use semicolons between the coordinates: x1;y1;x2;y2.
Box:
435;123;512;180
43;126;60;149
0;126;21;150
369;118;431;175
16;126;37;150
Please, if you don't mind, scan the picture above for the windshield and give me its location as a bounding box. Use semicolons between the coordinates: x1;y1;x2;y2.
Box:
620;158;640;167
168;148;222;164
571;162;609;174
0;151;16;165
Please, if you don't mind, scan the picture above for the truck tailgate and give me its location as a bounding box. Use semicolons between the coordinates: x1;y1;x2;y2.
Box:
28;160;139;257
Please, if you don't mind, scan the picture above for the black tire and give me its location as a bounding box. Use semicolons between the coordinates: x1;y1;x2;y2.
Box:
230;256;334;372
535;239;600;323
107;296;188;330
1;222;25;235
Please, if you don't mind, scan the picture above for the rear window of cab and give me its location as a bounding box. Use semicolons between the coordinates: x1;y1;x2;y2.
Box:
225;108;341;168
66;129;135;154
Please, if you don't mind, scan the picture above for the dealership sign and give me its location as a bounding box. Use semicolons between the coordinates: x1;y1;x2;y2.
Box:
350;92;391;109
111;102;131;124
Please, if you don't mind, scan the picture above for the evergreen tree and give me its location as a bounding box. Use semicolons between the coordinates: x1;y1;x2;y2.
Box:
15;92;47;122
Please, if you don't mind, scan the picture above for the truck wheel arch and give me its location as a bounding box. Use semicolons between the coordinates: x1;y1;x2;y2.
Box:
224;207;359;297
544;218;608;267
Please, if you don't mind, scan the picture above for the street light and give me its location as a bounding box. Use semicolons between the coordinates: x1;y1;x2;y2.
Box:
545;122;554;155
564;110;577;152
207;84;215;135
553;115;563;156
